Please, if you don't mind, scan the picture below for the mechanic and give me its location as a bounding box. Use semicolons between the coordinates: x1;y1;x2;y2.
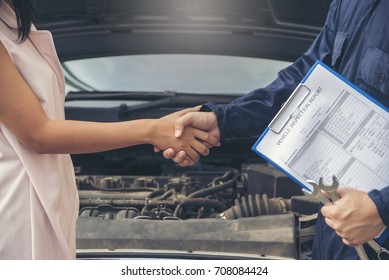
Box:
0;0;219;259
158;0;389;259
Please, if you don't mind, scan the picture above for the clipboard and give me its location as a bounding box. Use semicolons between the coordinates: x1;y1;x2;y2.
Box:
268;83;311;134
252;60;389;244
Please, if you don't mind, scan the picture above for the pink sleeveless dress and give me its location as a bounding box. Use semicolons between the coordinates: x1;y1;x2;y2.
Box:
0;2;79;259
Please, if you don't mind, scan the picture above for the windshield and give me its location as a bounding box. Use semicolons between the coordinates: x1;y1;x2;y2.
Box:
63;54;291;95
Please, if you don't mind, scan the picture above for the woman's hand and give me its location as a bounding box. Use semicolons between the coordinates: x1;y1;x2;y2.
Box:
154;109;221;166
151;108;220;162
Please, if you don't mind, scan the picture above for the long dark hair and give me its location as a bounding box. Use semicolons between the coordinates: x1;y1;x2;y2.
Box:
7;0;34;42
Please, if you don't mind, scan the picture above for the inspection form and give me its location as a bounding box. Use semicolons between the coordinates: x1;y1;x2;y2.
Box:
253;61;389;192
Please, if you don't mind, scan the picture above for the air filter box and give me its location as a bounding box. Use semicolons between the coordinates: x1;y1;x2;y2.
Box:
245;163;303;198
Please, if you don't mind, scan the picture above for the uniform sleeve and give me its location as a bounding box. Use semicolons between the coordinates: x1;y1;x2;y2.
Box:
368;187;389;226
203;0;340;140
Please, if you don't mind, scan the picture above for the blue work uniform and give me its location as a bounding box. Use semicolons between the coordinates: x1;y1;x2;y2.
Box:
203;0;389;259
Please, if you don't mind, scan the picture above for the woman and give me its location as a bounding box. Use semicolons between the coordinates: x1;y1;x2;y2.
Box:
0;0;219;259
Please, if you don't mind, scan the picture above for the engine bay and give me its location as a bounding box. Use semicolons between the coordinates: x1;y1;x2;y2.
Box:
75;160;320;259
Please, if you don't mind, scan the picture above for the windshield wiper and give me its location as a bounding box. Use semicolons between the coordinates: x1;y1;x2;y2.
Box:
65;91;177;117
65;90;177;102
65;90;240;119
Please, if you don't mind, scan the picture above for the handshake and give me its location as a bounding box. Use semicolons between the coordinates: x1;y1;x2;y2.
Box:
152;106;220;166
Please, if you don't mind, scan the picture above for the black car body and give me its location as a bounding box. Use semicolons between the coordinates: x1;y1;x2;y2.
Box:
32;0;332;260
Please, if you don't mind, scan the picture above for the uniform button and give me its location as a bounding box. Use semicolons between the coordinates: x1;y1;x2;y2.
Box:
379;73;385;83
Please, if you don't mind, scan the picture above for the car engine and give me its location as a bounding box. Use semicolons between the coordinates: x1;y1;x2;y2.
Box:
75;160;320;259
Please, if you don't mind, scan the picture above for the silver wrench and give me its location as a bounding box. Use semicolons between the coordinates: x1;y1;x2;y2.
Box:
316;177;388;259
366;239;389;260
303;181;332;205
306;176;369;260
316;175;339;203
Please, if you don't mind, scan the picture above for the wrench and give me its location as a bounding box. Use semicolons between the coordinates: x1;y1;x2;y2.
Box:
316;175;339;203
304;180;332;205
366;239;389;260
306;176;369;260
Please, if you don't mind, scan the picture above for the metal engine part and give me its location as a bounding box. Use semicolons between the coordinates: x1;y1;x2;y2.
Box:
75;164;319;259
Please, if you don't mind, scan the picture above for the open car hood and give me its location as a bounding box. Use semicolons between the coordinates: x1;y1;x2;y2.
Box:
32;0;331;61
30;0;331;260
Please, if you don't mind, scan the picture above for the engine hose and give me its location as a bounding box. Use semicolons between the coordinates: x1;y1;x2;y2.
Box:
177;198;226;213
173;173;238;217
147;189;165;198
187;174;238;198
160;189;178;200
147;189;178;200
218;194;292;219
211;170;235;185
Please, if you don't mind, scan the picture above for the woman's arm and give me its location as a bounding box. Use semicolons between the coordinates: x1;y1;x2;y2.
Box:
0;42;219;159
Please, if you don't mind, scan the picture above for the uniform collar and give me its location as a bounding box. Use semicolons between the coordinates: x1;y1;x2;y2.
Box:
0;1;18;29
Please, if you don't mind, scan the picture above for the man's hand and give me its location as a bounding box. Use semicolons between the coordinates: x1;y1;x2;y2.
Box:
151;108;220;162
156;110;221;166
321;187;386;246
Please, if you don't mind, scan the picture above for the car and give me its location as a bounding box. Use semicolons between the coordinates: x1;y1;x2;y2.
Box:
32;0;332;260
